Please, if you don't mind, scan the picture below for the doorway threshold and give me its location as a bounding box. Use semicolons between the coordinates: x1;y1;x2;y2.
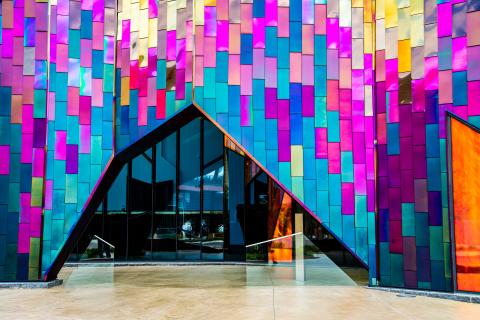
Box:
63;261;279;268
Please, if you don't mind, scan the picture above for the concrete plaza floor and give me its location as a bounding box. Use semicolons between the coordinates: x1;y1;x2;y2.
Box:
0;265;479;319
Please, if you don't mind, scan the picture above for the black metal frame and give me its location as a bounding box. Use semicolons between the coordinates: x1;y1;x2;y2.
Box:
44;105;203;280
200;118;205;257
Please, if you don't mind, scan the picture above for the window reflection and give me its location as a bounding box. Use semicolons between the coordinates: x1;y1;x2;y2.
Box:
202;159;224;260
129;149;153;260
70;116;363;278
153;132;177;260
268;182;293;263
107;165;128;260
177;119;201;259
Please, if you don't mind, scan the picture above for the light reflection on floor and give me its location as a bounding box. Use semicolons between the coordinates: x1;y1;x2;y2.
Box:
0;265;479;320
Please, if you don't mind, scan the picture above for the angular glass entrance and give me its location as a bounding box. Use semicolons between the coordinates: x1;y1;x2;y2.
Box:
59;107;366;284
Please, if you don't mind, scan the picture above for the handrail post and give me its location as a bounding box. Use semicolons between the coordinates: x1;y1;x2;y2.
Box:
295;213;305;282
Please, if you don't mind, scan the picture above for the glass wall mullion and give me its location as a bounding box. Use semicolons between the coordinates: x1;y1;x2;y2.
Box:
200;118;204;258
222;142;227;260
175;129;180;258
151;147;156;260
126;161;132;260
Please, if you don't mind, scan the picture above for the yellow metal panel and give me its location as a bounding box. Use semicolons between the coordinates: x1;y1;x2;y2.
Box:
364;0;373;23
139;38;149;67
291;146;304;177
131;2;140;32
376;0;385;20
195;0;205;25
398;0;409;9
398;39;411;73
365;86;373;116
167;0;177;31
139;8;149;38
364;23;373;53
149;18;158;48
410;0;423;15
385;0;398;28
130;31;139;60
352;0;363;8
177;0;187;9
398;7;411;40
121;77;131;105
411;14;424;47
122;0;132;19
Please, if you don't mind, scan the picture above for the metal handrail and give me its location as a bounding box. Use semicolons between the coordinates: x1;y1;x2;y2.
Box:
245;232;303;248
94;235;115;249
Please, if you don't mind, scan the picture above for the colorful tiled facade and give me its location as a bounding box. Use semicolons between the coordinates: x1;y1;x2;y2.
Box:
375;0;480;291
0;0;479;292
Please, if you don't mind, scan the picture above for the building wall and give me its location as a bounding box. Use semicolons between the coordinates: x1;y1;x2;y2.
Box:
450;117;480;293
0;0;479;290
114;0;193;149
375;0;480;290
0;0;49;280
39;0;118;276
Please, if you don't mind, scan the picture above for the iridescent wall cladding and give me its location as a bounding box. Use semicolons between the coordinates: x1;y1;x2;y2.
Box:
0;0;49;280
39;0;117;275
115;0;193;149
1;0;480;290
375;0;480;290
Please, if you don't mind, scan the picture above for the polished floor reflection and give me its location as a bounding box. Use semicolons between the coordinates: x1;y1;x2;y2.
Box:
1;265;480;320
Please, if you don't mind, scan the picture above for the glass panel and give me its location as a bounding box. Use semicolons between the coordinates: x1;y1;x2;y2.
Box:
301;204;368;284
203;120;224;165
245;179;293;264
78;236;115;262
202;159;224;260
225;150;246;261
106;165;128;260
128;149;153;260
153;132;177;260
67;202;104;262
267;183;293;263
245;233;297;285
246;233;360;286
245;171;269;249
177;119;201;259
63;233;115;288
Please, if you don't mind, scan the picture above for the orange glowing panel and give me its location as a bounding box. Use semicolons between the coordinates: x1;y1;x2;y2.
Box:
451;117;480;292
268;193;293;263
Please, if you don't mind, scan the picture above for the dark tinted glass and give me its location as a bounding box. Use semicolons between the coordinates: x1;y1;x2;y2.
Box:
153;133;177;260
106;165;128;259
225;150;245;261
177;119;201;259
202;159;224;260
129;149;153;260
